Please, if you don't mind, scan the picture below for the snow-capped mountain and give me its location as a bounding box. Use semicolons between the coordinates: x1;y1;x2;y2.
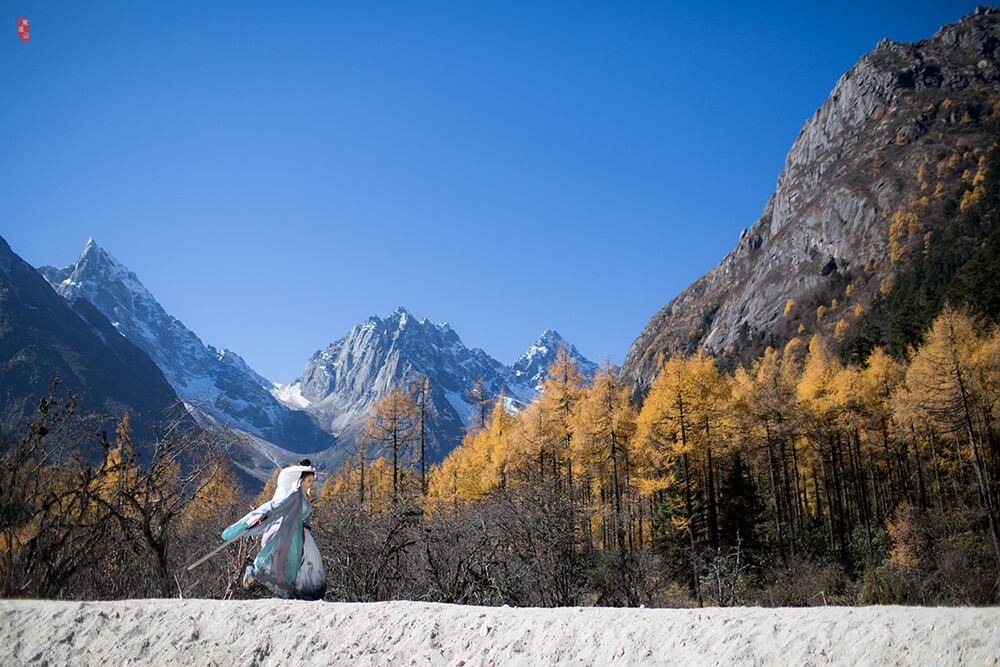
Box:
39;240;332;459
511;329;598;390
275;308;596;463
38;241;595;470
0;235;185;441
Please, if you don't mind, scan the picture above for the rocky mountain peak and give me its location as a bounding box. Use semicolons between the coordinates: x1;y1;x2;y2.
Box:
280;308;596;464
622;7;1000;389
33;240;598;471
0;234;184;439
40;242;213;390
39;240;331;459
40;240;147;317
511;329;598;388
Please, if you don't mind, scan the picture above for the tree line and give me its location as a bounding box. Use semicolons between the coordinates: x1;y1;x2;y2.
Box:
0;387;247;600
2;305;997;606
319;306;1000;607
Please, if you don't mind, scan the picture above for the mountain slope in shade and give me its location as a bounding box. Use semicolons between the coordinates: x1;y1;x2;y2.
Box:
276;308;596;465
39;240;332;457
623;7;1000;389
0;235;184;439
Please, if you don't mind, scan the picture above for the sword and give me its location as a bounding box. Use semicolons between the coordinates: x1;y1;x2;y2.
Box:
186;513;269;571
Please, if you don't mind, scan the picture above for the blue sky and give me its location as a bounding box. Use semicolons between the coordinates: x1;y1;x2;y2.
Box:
1;1;980;382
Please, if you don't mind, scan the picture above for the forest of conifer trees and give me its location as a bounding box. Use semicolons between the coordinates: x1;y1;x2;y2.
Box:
1;310;997;606
0;303;996;608
317;306;1000;607
6;304;999;606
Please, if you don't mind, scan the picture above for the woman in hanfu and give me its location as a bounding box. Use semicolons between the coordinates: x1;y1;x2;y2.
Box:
224;459;326;600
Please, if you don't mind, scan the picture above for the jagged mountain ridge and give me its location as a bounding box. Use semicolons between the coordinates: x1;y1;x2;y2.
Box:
37;241;596;471
511;328;599;389
277;308;596;464
0;235;185;440
623;7;1000;388
39;240;332;459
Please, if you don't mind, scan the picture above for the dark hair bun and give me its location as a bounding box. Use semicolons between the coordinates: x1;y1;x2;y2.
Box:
298;458;312;467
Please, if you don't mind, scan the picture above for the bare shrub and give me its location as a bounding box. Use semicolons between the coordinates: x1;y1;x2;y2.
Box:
0;385;246;600
761;556;853;606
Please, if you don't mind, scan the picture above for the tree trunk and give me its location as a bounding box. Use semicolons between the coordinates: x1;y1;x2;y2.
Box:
764;422;784;555
955;364;1000;568
706;425;718;551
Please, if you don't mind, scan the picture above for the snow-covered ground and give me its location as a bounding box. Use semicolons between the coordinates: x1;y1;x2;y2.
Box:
1;599;998;666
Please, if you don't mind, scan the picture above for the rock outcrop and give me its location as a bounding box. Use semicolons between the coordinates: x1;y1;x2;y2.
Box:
623;7;1000;389
276;308;596;465
40;240;333;469
0;235;185;440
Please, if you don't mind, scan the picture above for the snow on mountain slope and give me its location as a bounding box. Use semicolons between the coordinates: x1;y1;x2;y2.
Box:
38;241;596;469
511;328;598;390
0;235;186;440
276;308;596;463
39;239;331;459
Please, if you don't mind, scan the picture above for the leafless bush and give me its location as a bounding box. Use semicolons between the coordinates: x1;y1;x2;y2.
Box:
699;537;753;607
0;385;247;600
313;497;422;602
0;386;119;599
418;501;514;605
760;555;854;607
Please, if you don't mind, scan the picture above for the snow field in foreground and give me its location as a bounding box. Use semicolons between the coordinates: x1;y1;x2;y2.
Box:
1;599;998;666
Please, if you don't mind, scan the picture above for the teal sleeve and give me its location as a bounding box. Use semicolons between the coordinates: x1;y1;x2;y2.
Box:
222;520;249;541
